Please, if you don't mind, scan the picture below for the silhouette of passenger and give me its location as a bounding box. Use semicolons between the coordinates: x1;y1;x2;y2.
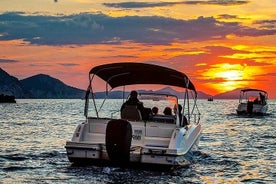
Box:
177;104;183;117
163;107;172;115
152;106;159;115
177;104;188;126
121;90;146;119
253;97;259;104
259;92;266;105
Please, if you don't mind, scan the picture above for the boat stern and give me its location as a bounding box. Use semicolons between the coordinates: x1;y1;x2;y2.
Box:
65;141;106;163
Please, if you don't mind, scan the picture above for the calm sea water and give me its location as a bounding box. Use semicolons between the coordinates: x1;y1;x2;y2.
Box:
0;99;275;184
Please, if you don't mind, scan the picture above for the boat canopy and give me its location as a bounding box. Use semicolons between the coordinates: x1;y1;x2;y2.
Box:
89;62;196;91
241;88;267;94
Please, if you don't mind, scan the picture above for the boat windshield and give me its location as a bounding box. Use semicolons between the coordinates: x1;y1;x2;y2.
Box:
248;96;259;102
240;90;267;103
138;93;178;116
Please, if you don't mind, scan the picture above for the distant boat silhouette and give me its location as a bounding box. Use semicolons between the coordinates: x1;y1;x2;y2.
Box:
207;97;213;101
0;94;16;103
236;88;268;115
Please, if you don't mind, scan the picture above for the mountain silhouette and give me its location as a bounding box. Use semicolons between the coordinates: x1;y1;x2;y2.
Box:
213;88;243;99
0;68;31;98
20;74;85;99
0;68;259;99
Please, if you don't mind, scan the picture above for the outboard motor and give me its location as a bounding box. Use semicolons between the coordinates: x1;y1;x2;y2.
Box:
106;120;132;164
247;101;253;114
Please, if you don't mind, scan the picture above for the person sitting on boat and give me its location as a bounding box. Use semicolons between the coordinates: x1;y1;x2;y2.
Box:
176;104;188;127
152;106;159;115
163;106;172;115
253;97;259;104
121;90;146;119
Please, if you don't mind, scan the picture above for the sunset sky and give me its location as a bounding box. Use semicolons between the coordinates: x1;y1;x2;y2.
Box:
1;0;276;98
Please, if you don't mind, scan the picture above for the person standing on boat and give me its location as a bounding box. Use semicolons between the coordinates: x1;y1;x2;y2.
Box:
259;92;266;105
121;90;146;119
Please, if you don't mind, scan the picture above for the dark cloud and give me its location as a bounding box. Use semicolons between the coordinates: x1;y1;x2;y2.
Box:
217;14;241;19
185;0;249;6
254;19;276;29
246;72;276;81
29;63;52;67
103;1;249;8
218;14;236;19
264;72;276;77
205;45;238;55
103;2;176;8
0;58;18;63
254;20;276;24
0;12;275;46
59;63;79;66
100;55;138;59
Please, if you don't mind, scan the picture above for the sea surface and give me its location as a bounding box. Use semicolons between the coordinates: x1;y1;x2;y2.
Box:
0;99;275;184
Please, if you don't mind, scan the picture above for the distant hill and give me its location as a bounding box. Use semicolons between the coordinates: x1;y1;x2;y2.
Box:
93;87;211;99
20;74;85;99
0;68;31;98
93;90;125;99
154;87;210;99
1;68;261;99
213;88;243;99
0;68;214;99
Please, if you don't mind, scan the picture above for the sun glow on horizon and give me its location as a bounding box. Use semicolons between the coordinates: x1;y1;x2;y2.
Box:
203;63;246;79
201;63;256;93
216;70;243;81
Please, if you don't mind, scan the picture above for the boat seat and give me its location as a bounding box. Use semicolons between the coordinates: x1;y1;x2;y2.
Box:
152;115;175;124
121;105;142;121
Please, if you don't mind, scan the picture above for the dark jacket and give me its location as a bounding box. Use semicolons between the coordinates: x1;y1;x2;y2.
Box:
121;98;146;119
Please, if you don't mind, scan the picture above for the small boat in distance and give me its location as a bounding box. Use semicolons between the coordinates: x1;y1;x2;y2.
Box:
65;62;202;169
207;96;213;101
0;94;16;103
236;88;268;115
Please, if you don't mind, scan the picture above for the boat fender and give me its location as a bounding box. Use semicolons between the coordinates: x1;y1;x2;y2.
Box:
105;119;132;164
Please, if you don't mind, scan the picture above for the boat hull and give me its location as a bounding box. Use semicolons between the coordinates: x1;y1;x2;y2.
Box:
65;138;200;167
236;103;268;115
65;118;201;167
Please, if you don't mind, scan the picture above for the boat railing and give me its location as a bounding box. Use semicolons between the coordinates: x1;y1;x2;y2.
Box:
186;113;201;125
111;110;121;119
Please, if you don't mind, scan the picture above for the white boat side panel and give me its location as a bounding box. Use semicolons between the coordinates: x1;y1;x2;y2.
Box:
168;128;183;149
145;122;175;138
237;103;268;114
144;136;171;148
131;124;145;146
69;149;101;159
81;118;157;147
88;118;108;134
141;154;175;165
83;133;106;144
237;103;247;111
168;124;201;154
71;123;85;142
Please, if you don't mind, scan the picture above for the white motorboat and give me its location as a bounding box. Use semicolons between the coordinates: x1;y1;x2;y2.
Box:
65;62;202;168
236;88;268;115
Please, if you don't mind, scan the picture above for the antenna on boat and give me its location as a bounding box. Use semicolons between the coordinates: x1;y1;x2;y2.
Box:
84;86;90;118
89;74;99;118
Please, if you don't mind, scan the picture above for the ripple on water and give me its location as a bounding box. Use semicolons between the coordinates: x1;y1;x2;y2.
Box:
0;99;275;183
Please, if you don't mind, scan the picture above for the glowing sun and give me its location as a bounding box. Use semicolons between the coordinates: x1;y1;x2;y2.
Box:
218;70;243;81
